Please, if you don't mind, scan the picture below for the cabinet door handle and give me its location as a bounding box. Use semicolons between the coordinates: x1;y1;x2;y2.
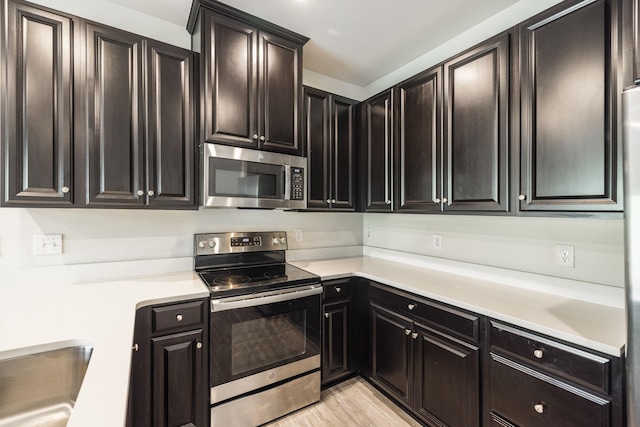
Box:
176;314;183;322
519;194;526;201
434;198;441;204
533;403;545;414
404;329;411;335
61;186;70;194
148;190;155;197
137;190;144;196
411;332;418;339
327;199;331;204
331;199;336;203
252;134;258;140
196;341;203;349
324;313;329;318
442;197;448;203
335;287;341;293
132;344;139;352
386;200;391;204
533;349;544;359
260;136;266;141
408;304;416;310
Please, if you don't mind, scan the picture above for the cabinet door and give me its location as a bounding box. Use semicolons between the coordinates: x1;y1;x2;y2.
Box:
304;87;331;209
152;329;206;427
84;23;145;206
331;94;357;210
146;41;196;208
322;300;350;384
413;324;480;427
395;66;442;213
519;0;622;213
370;303;413;409
443;33;510;213
2;1;73;206
259;32;303;155
364;89;394;212
204;12;258;148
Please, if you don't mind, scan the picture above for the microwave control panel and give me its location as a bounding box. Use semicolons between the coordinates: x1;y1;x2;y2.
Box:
291;167;304;201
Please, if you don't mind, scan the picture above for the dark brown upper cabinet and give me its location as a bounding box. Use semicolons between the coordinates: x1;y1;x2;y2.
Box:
145;41;197;208
518;0;623;214
188;1;308;156
79;23;197;208
394;66;443;213
443;32;510;213
362;89;394;212
1;0;74;206
304;87;357;211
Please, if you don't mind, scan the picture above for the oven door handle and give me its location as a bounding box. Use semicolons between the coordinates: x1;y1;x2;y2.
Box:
211;284;322;312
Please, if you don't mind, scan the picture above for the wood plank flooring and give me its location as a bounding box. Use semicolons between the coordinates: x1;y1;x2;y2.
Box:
263;377;423;427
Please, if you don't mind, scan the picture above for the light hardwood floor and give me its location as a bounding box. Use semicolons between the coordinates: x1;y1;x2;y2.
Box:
263;377;423;427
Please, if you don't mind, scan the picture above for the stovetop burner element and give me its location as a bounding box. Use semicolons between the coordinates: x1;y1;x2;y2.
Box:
212;274;251;287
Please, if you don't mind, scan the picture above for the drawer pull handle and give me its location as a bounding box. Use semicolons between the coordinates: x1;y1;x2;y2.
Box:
132;344;139;352
176;314;183;322
533;403;545;414
404;329;411;335
325;313;329;318
408;304;416;310
533;349;544;359
411;332;418;339
196;341;203;349
335;287;341;293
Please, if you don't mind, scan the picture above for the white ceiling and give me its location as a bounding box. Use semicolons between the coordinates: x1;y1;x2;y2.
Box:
107;0;520;87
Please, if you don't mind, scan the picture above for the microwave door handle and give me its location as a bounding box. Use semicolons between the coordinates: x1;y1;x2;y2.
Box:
211;285;322;312
284;165;291;201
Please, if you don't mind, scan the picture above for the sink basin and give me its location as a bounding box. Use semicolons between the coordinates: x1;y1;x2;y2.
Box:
0;341;93;427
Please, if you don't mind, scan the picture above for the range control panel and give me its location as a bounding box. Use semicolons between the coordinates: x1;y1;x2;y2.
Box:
195;231;288;255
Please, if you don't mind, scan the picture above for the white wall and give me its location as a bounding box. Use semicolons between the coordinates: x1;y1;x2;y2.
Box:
364;214;625;289
0;208;362;289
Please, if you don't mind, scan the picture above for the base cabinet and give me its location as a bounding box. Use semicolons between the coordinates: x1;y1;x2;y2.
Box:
322;279;355;386
369;283;481;427
128;299;208;427
487;321;624;427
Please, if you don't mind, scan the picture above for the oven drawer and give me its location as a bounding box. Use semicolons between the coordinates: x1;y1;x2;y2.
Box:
489;353;611;427
323;279;351;302
152;300;205;334
370;283;480;343
489;321;611;394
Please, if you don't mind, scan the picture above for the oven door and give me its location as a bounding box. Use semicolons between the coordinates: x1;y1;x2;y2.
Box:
209;285;321;404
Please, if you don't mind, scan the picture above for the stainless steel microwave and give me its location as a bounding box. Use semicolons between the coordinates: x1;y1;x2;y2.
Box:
201;144;306;209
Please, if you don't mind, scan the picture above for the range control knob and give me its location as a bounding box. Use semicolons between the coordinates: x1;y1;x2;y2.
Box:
272;237;280;245
208;240;216;248
198;241;206;249
279;236;286;244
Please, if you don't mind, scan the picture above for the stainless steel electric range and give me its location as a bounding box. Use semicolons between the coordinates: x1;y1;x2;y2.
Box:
194;231;322;427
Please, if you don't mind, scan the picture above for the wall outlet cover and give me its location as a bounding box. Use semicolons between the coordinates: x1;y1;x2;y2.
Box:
34;234;63;256
555;245;574;268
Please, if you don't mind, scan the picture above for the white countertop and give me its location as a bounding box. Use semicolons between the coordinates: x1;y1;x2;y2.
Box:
290;256;626;356
0;256;625;426
0;272;209;427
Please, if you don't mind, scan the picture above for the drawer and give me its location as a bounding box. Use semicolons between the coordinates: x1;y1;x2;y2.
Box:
152;300;205;334
370;283;480;343
323;279;351;301
490;353;611;427
490;321;611;394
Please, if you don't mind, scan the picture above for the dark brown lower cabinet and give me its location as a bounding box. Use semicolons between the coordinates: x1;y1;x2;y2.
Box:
128;299;208;427
370;300;480;427
487;321;624;427
322;278;356;386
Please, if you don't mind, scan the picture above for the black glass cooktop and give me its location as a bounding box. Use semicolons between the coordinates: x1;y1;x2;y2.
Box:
198;263;319;297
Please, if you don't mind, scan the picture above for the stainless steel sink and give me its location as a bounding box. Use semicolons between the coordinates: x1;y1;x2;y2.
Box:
0;341;93;427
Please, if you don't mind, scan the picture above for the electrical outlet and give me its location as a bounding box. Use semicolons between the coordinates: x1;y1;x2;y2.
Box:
555;245;574;268
433;234;442;250
294;229;303;242
34;234;62;256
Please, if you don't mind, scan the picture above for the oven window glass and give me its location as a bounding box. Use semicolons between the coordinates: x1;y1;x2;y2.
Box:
209;157;284;199
231;310;306;375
